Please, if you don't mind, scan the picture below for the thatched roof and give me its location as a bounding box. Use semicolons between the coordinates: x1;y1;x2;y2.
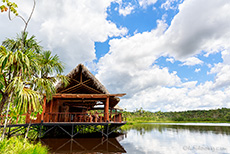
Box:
55;64;122;108
56;64;109;94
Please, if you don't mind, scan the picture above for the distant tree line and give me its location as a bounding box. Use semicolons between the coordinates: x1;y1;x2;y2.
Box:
123;108;230;122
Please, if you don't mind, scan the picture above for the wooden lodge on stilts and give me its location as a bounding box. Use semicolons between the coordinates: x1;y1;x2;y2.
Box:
0;64;126;138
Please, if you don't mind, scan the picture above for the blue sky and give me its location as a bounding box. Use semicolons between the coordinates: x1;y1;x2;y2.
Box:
0;0;230;112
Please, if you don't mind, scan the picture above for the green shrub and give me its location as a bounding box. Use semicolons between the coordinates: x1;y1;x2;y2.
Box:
225;112;230;121
0;137;48;154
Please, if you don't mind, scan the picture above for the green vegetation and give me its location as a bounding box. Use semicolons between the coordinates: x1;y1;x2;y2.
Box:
123;108;230;124
0;1;64;152
0;137;48;154
0;32;68;114
0;32;68;140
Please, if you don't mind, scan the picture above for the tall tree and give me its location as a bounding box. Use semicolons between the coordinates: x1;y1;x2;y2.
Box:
0;33;68;114
0;0;69;141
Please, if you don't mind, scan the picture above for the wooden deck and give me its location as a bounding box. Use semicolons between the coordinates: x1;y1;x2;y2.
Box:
0;121;127;128
0;121;126;138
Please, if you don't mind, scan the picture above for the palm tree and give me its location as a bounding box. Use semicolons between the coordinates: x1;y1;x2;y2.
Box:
33;50;68;101
0;33;68;129
2;32;42;53
0;33;68;140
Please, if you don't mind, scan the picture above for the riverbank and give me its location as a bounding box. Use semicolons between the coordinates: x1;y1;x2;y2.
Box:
121;121;230;132
122;107;230;123
125;120;230;125
0;137;48;154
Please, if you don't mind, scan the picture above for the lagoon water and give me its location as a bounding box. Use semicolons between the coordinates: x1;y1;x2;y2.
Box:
42;123;230;154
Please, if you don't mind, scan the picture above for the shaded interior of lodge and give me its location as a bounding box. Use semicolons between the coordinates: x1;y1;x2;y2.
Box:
25;64;126;124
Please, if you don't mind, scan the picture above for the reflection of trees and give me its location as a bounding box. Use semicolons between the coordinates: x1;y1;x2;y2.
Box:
123;124;230;136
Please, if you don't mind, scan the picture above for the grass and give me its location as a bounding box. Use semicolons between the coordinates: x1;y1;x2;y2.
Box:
0;137;48;154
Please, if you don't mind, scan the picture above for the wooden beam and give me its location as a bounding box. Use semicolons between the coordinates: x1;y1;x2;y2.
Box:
59;99;105;103
109;94;126;97
64;102;96;106
104;97;109;122
59;83;81;93
63;105;88;108
53;93;126;99
90;107;105;110
70;78;80;84
82;79;91;85
80;68;82;83
59;79;91;93
82;84;102;94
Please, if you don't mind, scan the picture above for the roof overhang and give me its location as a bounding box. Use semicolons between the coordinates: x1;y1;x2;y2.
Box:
53;93;126;99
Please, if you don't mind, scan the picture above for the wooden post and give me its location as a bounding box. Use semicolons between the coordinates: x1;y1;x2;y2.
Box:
16;115;19;124
104;97;109;122
26;113;31;124
50;99;53;122
41;96;46;122
89;114;92;122
118;113;122;123
54;99;58;122
110;109;112;122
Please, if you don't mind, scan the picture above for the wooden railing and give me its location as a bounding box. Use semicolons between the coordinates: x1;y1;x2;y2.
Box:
0;112;123;125
42;112;123;123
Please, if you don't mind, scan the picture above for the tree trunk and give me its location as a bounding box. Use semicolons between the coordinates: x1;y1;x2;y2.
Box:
0;101;10;141
24;120;31;139
0;94;8;114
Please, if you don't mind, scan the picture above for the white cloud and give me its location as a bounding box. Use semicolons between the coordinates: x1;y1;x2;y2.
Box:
208;50;230;89
209;63;230;89
181;57;203;66
166;57;175;63
96;0;230;111
96;20;172;99
1;0;230;112
120;81;230;112
164;0;230;58
207;63;212;68
118;3;135;16
195;68;201;73
161;0;180;10
181;81;197;88
0;0;128;74
138;0;157;8
221;49;230;65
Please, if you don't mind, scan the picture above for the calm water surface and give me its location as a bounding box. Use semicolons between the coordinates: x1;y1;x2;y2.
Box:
42;123;230;154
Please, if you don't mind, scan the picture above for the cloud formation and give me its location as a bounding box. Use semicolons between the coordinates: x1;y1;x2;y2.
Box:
0;0;127;73
181;57;203;66
96;0;230;111
1;0;230;112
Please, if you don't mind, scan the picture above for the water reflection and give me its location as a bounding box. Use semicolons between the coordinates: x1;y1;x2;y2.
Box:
120;123;230;154
41;123;230;154
40;136;126;153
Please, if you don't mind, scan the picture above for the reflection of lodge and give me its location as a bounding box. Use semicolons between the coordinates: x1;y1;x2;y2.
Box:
26;64;126;124
40;135;126;153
